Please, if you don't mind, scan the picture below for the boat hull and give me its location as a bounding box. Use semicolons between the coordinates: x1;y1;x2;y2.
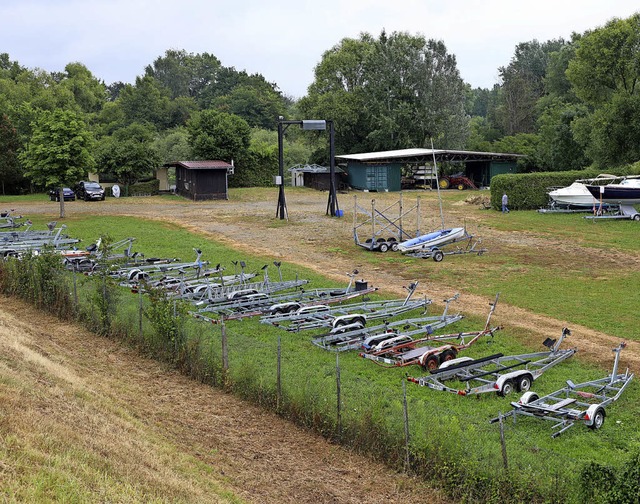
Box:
398;227;466;252
548;183;598;207
586;185;640;205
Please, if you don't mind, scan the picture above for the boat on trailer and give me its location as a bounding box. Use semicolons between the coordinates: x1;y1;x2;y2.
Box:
397;227;466;253
585;176;640;205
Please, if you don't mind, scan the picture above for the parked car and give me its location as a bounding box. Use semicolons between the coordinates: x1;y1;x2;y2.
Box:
74;181;105;201
48;187;76;201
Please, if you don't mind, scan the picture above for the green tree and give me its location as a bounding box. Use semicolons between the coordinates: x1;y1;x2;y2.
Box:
118;75;171;129
0;113;22;194
19;109;95;217
213;84;285;129
566;14;640;167
497;39;567;135
58;62;107;114
301;31;468;154
96;122;161;188
153;126;192;164
187;109;250;161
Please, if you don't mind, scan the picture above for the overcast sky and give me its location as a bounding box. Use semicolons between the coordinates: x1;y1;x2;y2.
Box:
1;0;638;99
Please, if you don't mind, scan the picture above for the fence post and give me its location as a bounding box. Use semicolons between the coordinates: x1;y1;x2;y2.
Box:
138;287;143;340
221;318;229;386
72;265;78;314
403;379;410;472
498;412;509;470
336;352;342;440
277;334;282;409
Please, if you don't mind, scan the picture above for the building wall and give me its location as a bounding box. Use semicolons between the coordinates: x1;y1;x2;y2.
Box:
347;162;402;191
176;167;229;200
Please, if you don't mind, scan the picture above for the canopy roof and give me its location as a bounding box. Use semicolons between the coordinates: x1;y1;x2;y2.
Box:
336;148;524;164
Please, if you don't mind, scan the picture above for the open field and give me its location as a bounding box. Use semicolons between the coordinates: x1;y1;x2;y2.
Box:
2;186;640;501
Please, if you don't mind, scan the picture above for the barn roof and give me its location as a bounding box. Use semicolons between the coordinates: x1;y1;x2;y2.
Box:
336;148;524;164
164;160;233;170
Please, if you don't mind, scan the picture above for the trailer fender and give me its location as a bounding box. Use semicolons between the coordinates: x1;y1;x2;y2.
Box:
330;320;365;333
585;404;606;429
438;356;474;370
496;371;535;394
332;314;367;328
518;391;539;405
269;302;301;314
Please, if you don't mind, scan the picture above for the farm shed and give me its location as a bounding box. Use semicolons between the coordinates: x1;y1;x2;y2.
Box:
337;148;522;191
164;160;234;201
289;163;346;191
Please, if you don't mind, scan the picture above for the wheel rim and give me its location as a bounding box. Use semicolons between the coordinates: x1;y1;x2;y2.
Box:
594;411;604;429
519;376;531;392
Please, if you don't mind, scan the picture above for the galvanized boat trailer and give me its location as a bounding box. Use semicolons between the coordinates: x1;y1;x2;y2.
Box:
491;342;634;437
408;327;576;396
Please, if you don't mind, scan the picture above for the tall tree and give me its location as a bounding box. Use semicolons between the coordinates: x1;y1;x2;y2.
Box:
187;109;250;161
497;39;566;135
19;109;95;217
301;31;468;154
0;114;22;194
95;122;161;189
567;13;640;166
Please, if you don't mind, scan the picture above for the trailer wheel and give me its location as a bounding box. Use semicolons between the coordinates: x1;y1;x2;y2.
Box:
588;407;606;430
440;349;457;363
517;374;533;392
633;214;640;221
498;379;515;397
432;250;444;262
423;354;440;371
379;242;389;253
390;241;399;252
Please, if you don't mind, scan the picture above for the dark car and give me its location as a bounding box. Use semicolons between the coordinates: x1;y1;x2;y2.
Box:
48;187;76;201
75;181;105;201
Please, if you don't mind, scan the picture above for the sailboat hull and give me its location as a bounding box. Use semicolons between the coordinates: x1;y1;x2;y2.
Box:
397;227;466;252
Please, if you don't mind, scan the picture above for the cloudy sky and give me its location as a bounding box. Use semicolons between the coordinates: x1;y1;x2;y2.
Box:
1;0;638;98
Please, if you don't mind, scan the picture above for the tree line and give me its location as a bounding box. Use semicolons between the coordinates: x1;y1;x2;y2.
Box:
1;12;639;196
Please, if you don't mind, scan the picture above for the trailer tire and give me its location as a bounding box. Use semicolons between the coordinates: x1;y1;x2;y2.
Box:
432;250;444;262
390;241;399;252
423;354;440;372
517;374;533;392
379;242;389;253
440;349;457;363
498;379;515;397
588;407;606;430
633;214;640;221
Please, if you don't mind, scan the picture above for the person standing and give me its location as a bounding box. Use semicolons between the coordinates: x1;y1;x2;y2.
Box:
502;193;509;213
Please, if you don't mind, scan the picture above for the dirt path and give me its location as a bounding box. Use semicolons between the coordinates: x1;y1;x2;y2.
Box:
0;295;446;503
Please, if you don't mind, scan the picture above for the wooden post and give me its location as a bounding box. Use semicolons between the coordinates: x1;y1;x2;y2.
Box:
277;335;282;409
336;352;342;439
498;412;508;470
403;379;410;472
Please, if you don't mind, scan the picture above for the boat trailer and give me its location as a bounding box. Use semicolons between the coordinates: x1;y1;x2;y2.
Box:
408;328;576;396
403;228;487;262
259;281;429;332
359;294;501;370
490;342;634;438
311;294;462;351
352;194;421;252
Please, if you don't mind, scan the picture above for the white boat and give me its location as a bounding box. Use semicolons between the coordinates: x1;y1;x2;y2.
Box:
548;182;598;208
548;174;617;208
397;227;466;252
